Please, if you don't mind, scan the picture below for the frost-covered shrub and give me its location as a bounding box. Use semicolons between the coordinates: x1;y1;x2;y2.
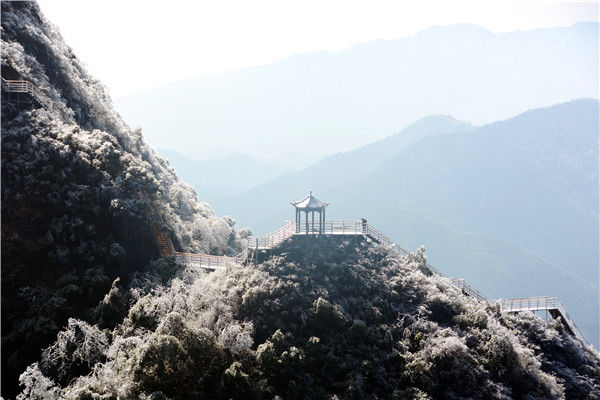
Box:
131;316;231;399
221;361;252;399
17;363;60;400
39;319;108;387
14;237;600;399
307;296;349;337
453;308;489;330
92;278;128;329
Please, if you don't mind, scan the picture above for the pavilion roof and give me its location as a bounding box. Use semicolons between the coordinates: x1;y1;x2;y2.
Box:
291;192;330;210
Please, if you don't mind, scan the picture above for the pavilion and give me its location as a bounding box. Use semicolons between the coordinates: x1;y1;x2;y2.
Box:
291;192;330;234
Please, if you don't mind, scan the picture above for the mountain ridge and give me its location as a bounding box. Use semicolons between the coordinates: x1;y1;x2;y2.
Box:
158;149;286;202
214;114;472;226
121;21;598;99
215;99;599;346
115;21;598;164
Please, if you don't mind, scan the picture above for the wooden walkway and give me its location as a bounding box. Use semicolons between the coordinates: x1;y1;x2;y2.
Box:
146;205;246;268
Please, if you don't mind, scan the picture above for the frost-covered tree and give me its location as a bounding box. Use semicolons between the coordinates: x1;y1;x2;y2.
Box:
1;2;243;396
17;237;600;399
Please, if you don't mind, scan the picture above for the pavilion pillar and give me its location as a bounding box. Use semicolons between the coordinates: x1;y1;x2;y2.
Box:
305;210;309;234
311;211;315;233
319;210;323;233
318;211;321;233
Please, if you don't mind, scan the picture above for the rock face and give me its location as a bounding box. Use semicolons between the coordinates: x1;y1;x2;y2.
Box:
1;2;242;397
16;236;600;399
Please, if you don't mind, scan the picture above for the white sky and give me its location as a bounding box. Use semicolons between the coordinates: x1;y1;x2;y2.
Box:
38;0;599;97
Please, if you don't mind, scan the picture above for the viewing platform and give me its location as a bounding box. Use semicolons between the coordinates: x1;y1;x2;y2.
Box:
249;219;377;250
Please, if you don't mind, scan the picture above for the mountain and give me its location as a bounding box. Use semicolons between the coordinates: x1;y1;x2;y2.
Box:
214;114;472;229
333;99;600;344
217;100;599;346
338;99;598;276
0;2;243;397
17;236;600;399
159;150;287;203
115;22;598;164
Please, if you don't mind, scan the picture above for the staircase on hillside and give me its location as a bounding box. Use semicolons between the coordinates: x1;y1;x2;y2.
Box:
148;211;174;256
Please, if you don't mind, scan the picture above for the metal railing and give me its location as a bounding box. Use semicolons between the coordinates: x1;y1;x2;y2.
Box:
173;251;242;269
2;78;38;94
2;79;30;92
317;219;363;235
286;219;364;235
451;278;491;302
498;296;584;341
3;77;52;109
499;296;562;313
251;220;296;249
2;77;74;123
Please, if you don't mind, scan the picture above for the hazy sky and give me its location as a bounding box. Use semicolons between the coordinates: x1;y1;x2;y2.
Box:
38;0;598;97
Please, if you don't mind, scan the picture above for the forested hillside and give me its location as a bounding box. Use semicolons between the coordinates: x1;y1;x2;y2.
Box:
17;237;600;399
1;2;243;397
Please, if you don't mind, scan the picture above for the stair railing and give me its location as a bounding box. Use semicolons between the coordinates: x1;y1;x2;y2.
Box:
2;77;74;123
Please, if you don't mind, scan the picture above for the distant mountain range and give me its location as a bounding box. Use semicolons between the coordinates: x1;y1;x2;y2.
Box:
213;99;599;345
213;114;472;225
159;150;286;202
116;22;598;165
